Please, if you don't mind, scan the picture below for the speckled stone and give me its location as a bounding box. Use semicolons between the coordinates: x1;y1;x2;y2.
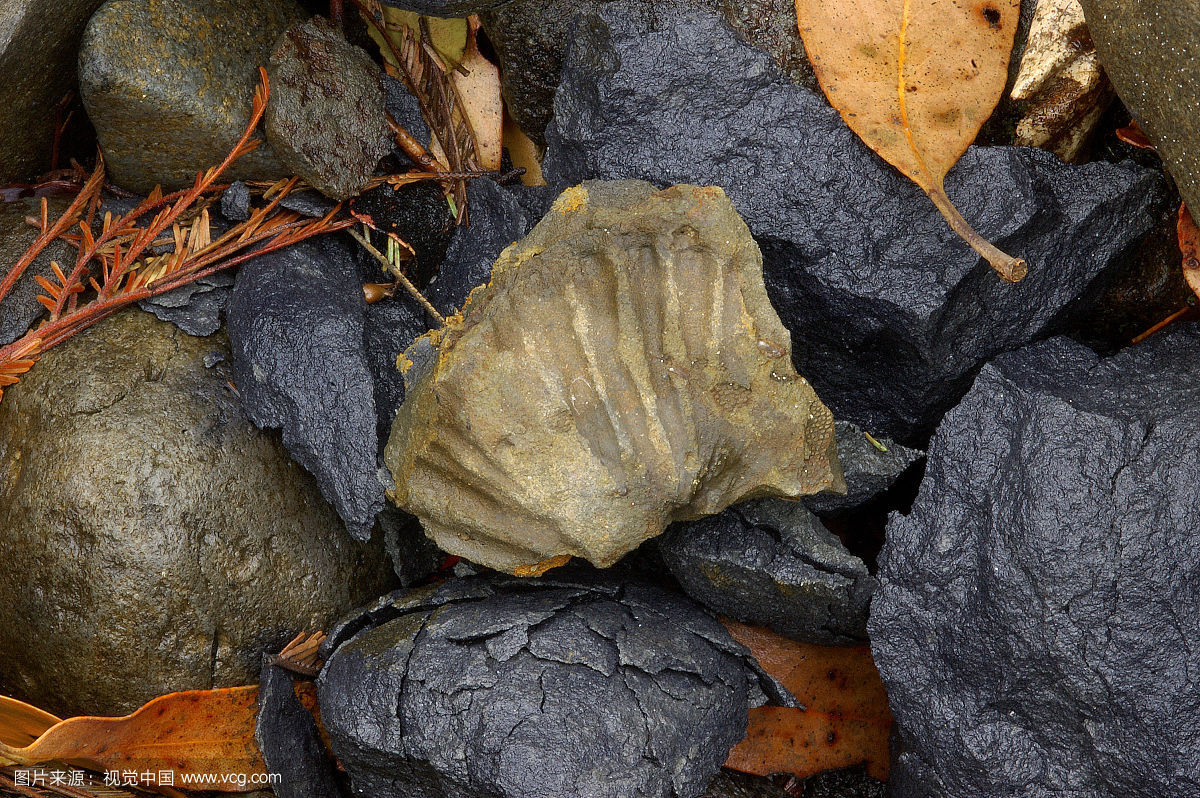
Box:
0;310;395;718
1081;1;1200;212
0;0;105;182
78;0;305;193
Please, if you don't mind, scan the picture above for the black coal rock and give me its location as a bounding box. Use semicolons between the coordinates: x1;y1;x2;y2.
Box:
265;16;391;200
362;294;431;447
426;178;556;315
659;499;875;644
804;421;922;516
256;665;347;798
319;572;793;798
227;236;383;539
870;327;1200;797
543;5;1169;444
138;272;234;336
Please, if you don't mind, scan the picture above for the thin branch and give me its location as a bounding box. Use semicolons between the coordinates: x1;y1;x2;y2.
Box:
348;227;444;326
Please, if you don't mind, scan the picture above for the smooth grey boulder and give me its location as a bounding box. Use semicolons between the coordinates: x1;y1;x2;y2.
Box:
227;236;383;540
0;310;395;718
319;572;793;798
804;421;922;516
543;5;1169;444
0;0;105;182
871;328;1200;797
1081;1;1200;214
659;499;875;644
79;0;303;193
0;198;73;346
265;16;391;200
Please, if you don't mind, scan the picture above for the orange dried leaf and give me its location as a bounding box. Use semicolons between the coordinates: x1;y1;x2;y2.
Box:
795;0;1025;281
0;696;61;749
0;687;266;792
1115;120;1154;151
722;619;892;782
1179;203;1200;303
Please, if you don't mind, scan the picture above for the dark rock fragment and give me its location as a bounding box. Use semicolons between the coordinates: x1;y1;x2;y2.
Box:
659;499;875;644
804;421;922;516
227;236;383;539
138;272;234;337
0;0;105;182
362;293;430;446
0;310;395;717
265;16;392;200
320;573;792;798
256;665;347;798
221;181;253;221
871;328;1200;797
350;181;454;287
78;0;303;193
383;75;430;149
0;198;73;346
543;5;1169;443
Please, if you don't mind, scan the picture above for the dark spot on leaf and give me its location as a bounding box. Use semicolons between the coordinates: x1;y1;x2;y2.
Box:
982;6;1001;28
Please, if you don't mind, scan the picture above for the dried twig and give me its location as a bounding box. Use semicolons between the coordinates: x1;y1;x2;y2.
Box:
348;227;445;326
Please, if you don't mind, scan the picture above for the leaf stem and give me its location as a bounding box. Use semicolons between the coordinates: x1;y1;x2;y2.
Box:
926;186;1027;282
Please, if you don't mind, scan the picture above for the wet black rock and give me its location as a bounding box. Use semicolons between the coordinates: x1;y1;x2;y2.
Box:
265;16;392;200
0;198;73;346
350;181;455;287
425;178;556;316
481;0;817;145
138;272;234;337
804;421;921;516
319;573;792;798
0;0;105;182
384;75;429;149
871;328;1200;797
221;181;253;221
256;665;347;798
798;766;887;798
362;294;430;446
659;499;875;645
543;5;1170;444
79;0;303;193
699;770;787;798
0;310;395;717
227;236;383;540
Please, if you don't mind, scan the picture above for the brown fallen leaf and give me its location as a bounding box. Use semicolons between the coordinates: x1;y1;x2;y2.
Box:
0;696;61;748
1179;203;1200;303
1115;120;1154;151
451;16;503;171
0;687;265;792
722;619;892;782
795;0;1026;281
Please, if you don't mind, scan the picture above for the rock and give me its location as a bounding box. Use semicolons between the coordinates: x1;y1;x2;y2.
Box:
870;328;1200;797
796;766;887;798
227;236;384;540
265;16;391;201
1081;1;1200;213
383;75;429;149
221;181;253;222
659;498;875;644
698;770;787;798
374;0;512;17
362;293;430;447
481;0;817;145
256;665;346;798
425;177;555;316
318;572;792;798
78;0;303;194
0;198;73;346
349;181;455;288
385;180;842;574
804;421;922;516
138;272;235;337
543;5;1170;444
0;0;105;182
0;310;395;717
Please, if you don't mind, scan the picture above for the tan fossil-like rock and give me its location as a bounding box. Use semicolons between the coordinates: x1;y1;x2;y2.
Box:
384;180;844;574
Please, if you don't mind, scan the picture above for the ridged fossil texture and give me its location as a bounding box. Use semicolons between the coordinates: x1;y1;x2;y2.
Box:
385;180;844;574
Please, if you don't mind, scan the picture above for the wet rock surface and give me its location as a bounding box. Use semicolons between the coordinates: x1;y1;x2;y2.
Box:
319;572;792;798
0;0;105;182
265;16;391;200
659;499;875;645
350;181;455;287
543;5;1170;443
0;310;394;718
804;421;921;516
257;665;346;798
138;272;235;337
1082;1;1200;213
0;198;73;346
78;0;303;193
871;328;1200;797
227;236;383;540
386;180;842;574
482;0;817;145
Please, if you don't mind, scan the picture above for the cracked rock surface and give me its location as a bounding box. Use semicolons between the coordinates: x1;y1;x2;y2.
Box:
319;572;792;798
543;4;1168;443
659;498;875;645
872;328;1200;797
0;310;395;718
803;421;922;516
